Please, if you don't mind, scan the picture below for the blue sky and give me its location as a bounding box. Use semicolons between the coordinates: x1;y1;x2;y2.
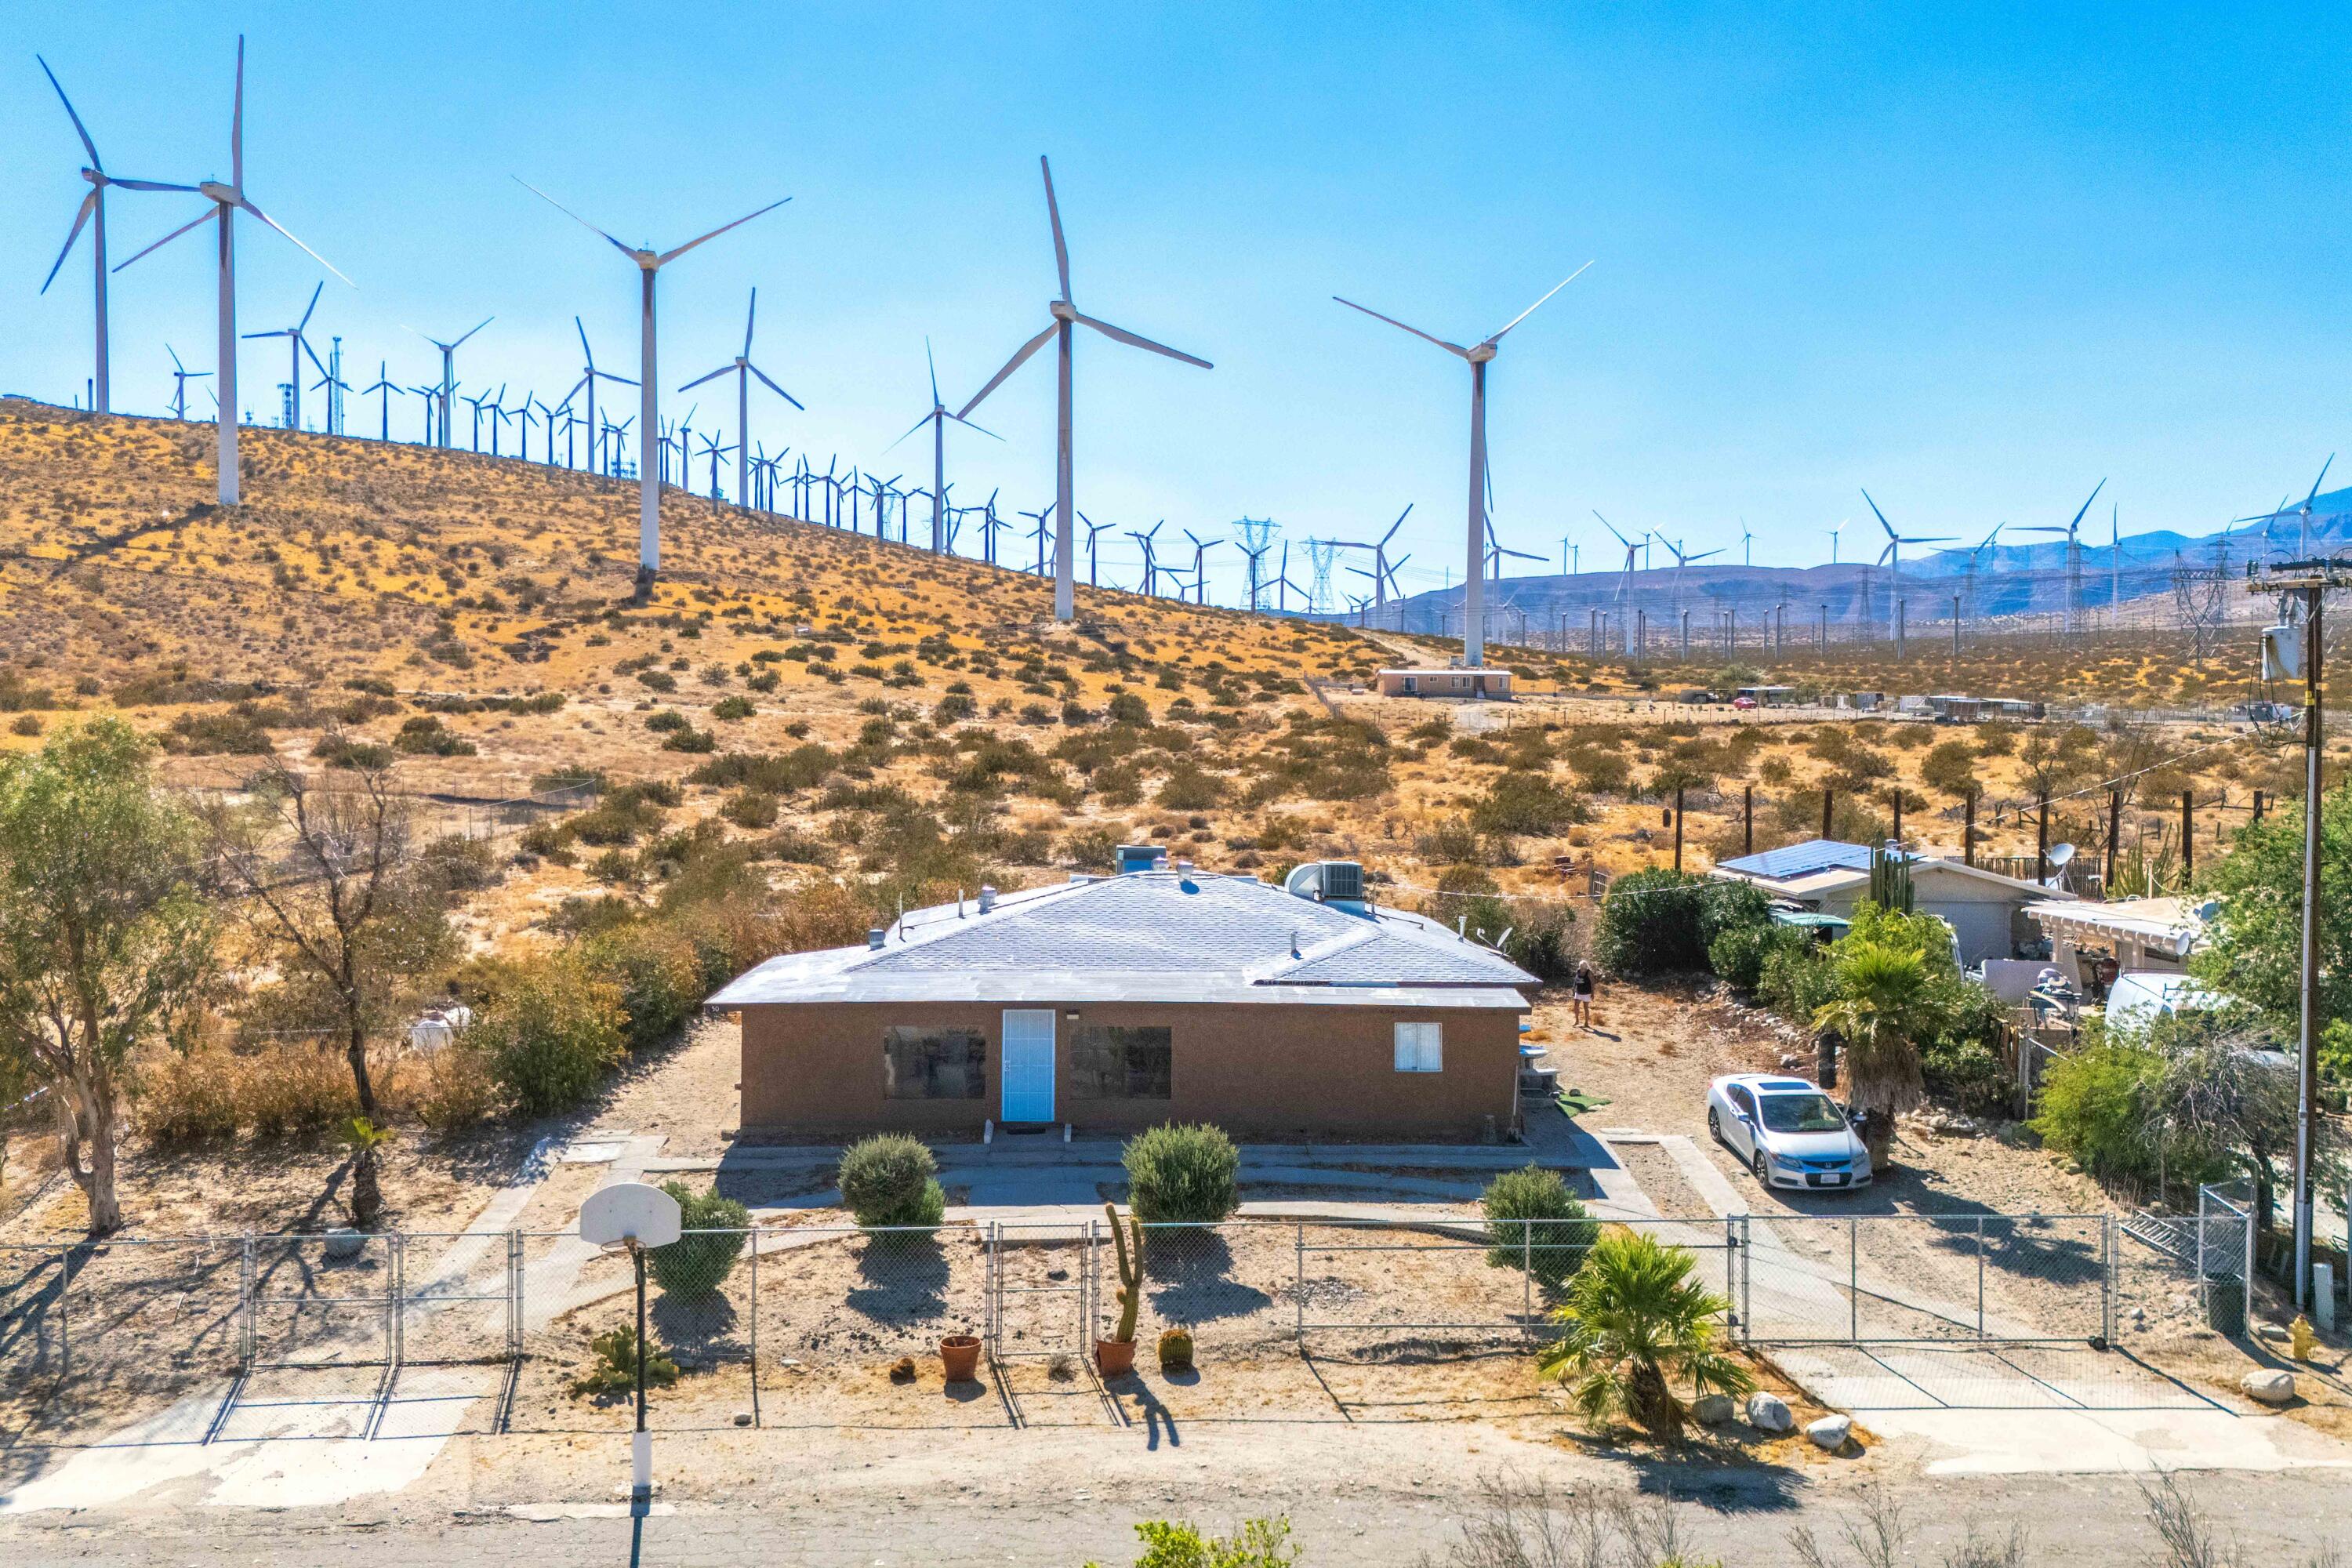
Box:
9;2;2350;604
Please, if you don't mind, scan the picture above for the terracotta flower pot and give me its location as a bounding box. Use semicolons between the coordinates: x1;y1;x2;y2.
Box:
940;1334;982;1383
1095;1338;1136;1377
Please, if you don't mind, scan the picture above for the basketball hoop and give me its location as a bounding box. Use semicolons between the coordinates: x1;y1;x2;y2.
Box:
577;1181;681;1499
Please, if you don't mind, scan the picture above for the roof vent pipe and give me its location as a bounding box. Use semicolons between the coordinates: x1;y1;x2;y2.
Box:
867;927;887;950
978;885;997;914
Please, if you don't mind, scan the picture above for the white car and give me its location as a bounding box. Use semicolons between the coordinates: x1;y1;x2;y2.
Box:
1706;1073;1873;1191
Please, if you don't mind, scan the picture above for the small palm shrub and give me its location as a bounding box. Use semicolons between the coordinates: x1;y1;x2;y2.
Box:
1123;1123;1240;1223
571;1325;679;1396
838;1133;947;1229
1538;1229;1753;1442
648;1181;750;1301
1480;1166;1599;1290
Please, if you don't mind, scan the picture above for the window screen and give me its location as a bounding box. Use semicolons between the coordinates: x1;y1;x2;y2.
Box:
884;1026;987;1099
1068;1025;1173;1100
1393;1021;1443;1073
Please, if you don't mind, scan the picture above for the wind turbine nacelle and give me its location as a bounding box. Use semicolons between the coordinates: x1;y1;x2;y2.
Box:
199;181;238;203
1048;299;1077;322
1466;343;1498;364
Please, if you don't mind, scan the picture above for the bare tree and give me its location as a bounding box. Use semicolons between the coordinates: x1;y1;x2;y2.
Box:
204;754;456;1228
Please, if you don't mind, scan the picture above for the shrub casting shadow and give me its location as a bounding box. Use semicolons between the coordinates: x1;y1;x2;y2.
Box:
1141;1232;1273;1324
847;1233;952;1326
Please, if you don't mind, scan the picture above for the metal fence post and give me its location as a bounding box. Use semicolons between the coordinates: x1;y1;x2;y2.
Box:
1723;1217;1737;1332
1849;1217;1860;1342
747;1229;760;1425
1294;1221;1305;1349
2100;1214;2116;1348
1522;1219;1533;1322
241;1233;257;1371
507;1231;522;1362
56;1243;71;1380
389;1233;405;1369
1975;1217;1987;1338
1740;1214;1752;1340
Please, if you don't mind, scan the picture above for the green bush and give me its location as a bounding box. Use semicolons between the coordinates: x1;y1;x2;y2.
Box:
583;922;706;1052
1594;869;1765;976
1091;1518;1299;1568
571;1326;678;1396
1759;941;1838;1021
648;1181;750;1301
2032;1041;2165;1184
1479;1165;1599;1290
1123;1123;1240;1223
1707;921;1807;992
1470;771;1589;837
480;956;626;1115
838;1133;948;1229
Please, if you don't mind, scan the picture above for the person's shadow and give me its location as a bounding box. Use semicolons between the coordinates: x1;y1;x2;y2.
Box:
1124;1377;1183;1451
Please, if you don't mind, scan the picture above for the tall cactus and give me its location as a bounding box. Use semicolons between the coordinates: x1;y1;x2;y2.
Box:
1105;1201;1142;1343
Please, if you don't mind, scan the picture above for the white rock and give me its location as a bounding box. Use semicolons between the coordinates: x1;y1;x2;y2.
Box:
1806;1414;1853;1450
1745;1392;1794;1433
2242;1370;2298;1406
1690;1393;1735;1426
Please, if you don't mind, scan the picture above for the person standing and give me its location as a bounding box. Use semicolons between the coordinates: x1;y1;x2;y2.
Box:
1571;962;1596;1029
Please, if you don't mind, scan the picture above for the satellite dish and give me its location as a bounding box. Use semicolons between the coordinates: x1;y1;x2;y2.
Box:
580;1181;681;1250
2047;843;2076;869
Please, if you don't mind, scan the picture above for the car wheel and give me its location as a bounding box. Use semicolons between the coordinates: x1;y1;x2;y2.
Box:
1707;1105;1722;1143
1751;1149;1770;1185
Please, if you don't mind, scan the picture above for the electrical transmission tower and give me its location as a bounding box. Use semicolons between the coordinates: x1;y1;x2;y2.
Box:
1305;539;1342;615
1235;517;1278;611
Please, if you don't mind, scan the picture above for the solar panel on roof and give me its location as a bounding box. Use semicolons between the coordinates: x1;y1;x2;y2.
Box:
1715;839;1875;880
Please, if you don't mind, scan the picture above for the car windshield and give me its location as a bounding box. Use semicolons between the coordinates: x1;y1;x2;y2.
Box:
1759;1093;1847;1134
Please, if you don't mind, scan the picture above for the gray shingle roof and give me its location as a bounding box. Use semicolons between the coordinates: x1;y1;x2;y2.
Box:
708;869;1537;1011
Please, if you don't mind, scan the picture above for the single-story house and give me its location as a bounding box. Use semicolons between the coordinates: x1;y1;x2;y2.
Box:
1376;667;1514;700
706;859;1540;1139
1711;838;2071;966
1735;685;1802;708
2024;896;2209;985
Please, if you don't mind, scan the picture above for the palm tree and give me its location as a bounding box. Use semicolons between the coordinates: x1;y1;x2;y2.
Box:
1537;1229;1753;1442
1811;940;1937;1166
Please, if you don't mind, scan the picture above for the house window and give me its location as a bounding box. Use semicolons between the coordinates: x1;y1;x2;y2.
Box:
1393;1021;1443;1073
884;1026;986;1099
1069;1025;1173;1100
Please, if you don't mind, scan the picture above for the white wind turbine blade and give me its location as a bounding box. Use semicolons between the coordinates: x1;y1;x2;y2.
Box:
1592;510;1633;550
113;202;218;270
1040;155;1071;301
657;197;790;265
110;176;200;193
296;279;323;332
37;56;101;167
957;320;1058;419
1070;311;1211;368
1381;503;1413;546
1860;488;1896;538
42;193;98;294
515;178;637;258
1486;261;1594;342
2067;477;2107;533
454;316;492;349
742;288;757;358
926;337;940;407
1331;296;1469;357
237;197;350;285
230;35;244;189
949;412;1003;440
677;364;735;393
747;363;802;409
883;411;934;452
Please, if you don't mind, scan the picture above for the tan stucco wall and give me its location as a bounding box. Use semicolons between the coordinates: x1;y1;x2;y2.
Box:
736;999;1524;1140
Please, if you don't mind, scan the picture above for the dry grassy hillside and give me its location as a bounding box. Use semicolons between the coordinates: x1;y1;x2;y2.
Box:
0;398;2308;952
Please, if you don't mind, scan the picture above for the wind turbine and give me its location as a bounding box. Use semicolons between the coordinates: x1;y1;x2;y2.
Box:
958;156;1211;622
1860;489;1955;638
407;317;491;450
2237;456;2334;560
562;316;636;475
1740;521;1754;568
1334;262;1592;667
1827;519;1844;564
887;339;999;552
1595;510;1642;652
1483;517;1543;582
1129;521;1167;596
358;362;399;441
241;281;327;432
679;288;801;510
519;180;788;592
115;35;347;505
1348;505;1413;611
1958;522;2002;620
2018;478;2106;636
164;346;209;420
37;56;197;416
1182;529;1223;605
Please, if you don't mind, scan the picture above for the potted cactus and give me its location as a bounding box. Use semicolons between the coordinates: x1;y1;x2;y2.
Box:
1098;1202;1142;1376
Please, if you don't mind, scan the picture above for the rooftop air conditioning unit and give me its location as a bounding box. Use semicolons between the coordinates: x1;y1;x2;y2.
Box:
1284;860;1365;906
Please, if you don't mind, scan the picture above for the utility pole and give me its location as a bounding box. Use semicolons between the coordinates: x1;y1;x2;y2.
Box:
1964;789;1976;868
2182;790;2194;884
2246;557;2341;1314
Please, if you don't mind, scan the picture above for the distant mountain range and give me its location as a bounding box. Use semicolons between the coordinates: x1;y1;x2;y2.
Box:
1342;500;2347;636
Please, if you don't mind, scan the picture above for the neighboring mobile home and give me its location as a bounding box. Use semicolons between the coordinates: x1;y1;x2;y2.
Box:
708;859;1540;1139
1375;668;1514;699
1711;838;2068;966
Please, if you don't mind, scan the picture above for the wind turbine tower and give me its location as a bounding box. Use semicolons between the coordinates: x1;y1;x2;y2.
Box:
521;180;787;592
1333;262;1592;668
680;288;801;510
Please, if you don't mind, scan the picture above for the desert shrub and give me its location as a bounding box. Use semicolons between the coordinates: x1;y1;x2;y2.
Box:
479;956;626;1115
1920;739;1978;797
416;833;499;896
163;710;272;755
571;1326;678;1396
405;1037;501;1133
240;1040;362;1137
1480;1165;1599;1290
1759;941;1838;1022
720;789;780;829
662;725;717;753
1707;920;1809;993
583;921;708;1052
313;731;397;770
532;765;608;796
1061;825;1121;869
687;744;838;793
710;695;755;722
1105;1518;1298;1568
394;715;477;757
1472;771;1591;837
1594;870;1764;977
2032;1042;2164;1185
133;1042;243;1143
1123;1123;1240;1223
1107;691;1150;724
935;692;978;724
648;1181;750;1300
1500;902;1585;982
1156;763;1225;811
838;1133;947;1229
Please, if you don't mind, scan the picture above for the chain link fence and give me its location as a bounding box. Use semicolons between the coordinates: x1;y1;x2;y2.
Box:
4;1206;2265;1443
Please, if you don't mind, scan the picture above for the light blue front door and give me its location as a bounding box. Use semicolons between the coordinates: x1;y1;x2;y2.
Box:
1000;1009;1055;1123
